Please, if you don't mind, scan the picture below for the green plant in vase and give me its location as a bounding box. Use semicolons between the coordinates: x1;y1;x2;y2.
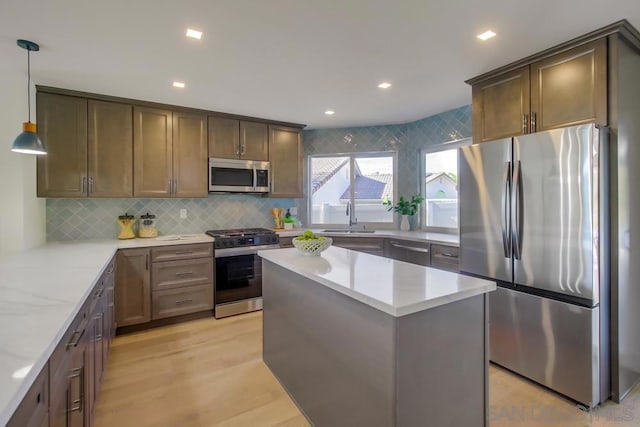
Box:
383;195;424;231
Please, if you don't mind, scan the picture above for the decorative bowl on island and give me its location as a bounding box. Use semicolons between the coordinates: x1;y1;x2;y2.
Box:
292;231;332;256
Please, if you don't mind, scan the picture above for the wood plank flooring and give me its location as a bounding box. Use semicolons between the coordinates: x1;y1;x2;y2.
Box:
95;312;640;426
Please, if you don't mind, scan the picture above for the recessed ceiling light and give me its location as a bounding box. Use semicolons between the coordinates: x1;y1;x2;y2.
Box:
173;81;185;88
186;28;203;40
325;110;335;116
378;82;392;89
477;30;497;41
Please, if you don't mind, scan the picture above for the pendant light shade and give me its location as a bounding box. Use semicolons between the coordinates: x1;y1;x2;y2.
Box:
12;39;47;155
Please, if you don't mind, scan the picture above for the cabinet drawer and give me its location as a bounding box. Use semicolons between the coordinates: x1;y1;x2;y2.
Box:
430;244;460;271
151;243;213;262
152;257;213;291
7;363;48;427
152;284;213;320
50;304;88;375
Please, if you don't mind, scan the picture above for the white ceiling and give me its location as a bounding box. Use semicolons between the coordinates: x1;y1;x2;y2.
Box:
1;0;639;129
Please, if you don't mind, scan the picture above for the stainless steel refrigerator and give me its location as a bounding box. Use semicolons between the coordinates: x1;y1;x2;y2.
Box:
459;123;609;408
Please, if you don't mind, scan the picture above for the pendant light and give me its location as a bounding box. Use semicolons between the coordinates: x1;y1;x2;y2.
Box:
12;39;47;155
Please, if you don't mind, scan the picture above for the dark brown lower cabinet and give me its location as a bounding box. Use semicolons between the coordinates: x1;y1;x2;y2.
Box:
6;364;48;427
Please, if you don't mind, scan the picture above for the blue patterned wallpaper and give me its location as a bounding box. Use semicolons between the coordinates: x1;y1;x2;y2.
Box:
46;105;471;241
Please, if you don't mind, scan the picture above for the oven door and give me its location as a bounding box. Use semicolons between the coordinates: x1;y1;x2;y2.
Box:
215;253;262;305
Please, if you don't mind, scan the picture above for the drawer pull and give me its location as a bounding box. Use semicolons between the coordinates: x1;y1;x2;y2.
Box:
390;242;430;253
94;286;104;298
175;271;194;277
174;250;193;255
175;298;194;305
66;328;85;349
438;252;458;259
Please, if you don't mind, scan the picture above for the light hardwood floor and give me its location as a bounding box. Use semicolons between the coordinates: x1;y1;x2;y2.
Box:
95;313;640;426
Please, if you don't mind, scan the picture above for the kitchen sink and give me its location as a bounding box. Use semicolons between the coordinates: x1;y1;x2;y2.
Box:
321;229;376;234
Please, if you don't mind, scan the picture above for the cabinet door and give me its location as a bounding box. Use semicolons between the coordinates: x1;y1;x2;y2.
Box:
133;107;173;197
36;92;88;197
208;116;239;159
471;67;530;143
7;364;48;427
173;112;208;197
88;100;133;197
430;244;460;272
269;125;303;197
240;121;269;161
530;38;607;131
116;248;151;326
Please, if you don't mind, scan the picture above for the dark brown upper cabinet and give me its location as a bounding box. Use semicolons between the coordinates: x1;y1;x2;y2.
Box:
208;117;268;161
468;38;607;143
268;125;303;198
37;93;133;197
134;107;207;198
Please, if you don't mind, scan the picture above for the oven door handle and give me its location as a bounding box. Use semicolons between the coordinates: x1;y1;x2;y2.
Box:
215;244;281;258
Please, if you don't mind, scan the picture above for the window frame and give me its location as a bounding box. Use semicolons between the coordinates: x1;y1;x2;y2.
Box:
420;137;472;234
307;151;398;229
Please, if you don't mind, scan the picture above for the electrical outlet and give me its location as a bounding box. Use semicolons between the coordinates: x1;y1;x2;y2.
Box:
290;207;298;216
180;209;187;219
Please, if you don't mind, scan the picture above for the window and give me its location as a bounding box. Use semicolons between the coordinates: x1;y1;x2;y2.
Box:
422;138;471;232
309;152;396;227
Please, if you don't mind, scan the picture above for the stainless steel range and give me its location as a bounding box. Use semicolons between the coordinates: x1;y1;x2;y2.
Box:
206;228;279;318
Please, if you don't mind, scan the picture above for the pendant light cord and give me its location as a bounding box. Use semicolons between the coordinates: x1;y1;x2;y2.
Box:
27;47;31;122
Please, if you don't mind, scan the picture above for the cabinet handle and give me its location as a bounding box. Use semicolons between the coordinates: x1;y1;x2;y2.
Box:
241;142;246;155
175;298;193;305
95;313;104;340
175;271;194;277
146;254;149;271
174;250;193;255
531;112;537;133
81;176;87;194
522;114;528;134
66;328;85;349
390;242;430;253
88;176;94;194
438;252;459;259
173;179;178;195
94;286;104;299
168;179;173;194
68;367;84;412
236;143;240;156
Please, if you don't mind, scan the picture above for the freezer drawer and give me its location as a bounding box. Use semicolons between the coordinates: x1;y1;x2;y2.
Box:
490;287;602;407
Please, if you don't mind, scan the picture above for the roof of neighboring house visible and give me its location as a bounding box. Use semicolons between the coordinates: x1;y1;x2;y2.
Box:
311;157;349;193
425;172;456;185
340;173;393;200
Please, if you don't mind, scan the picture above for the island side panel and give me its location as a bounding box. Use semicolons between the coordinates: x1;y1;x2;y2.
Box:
262;261;396;427
396;294;488;427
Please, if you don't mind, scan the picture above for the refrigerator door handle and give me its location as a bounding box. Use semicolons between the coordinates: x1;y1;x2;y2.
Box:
512;160;523;260
501;161;512;258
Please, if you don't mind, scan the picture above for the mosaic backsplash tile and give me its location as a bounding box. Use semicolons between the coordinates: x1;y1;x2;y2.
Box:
46;106;470;241
47;195;297;241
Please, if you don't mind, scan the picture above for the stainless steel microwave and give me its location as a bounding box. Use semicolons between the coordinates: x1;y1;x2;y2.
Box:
208;158;270;193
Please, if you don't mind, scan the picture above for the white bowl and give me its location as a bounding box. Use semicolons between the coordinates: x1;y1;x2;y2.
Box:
292;237;332;256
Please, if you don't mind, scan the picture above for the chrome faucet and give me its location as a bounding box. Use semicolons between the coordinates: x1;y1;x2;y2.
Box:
346;201;357;230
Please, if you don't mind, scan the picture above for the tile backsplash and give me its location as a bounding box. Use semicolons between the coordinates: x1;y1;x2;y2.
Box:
47;195;297;241
46;105;470;241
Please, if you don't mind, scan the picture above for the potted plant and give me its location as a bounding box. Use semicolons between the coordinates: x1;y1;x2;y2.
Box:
383;195;425;231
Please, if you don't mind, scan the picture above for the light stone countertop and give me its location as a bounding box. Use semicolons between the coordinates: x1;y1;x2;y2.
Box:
0;234;213;426
259;246;495;317
275;229;459;246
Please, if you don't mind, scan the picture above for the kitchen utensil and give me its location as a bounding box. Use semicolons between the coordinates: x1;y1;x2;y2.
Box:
271;208;283;229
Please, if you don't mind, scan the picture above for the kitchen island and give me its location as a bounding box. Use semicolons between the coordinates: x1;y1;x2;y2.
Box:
259;246;496;427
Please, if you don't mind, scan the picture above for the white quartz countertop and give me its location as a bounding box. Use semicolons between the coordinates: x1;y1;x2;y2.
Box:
0;234;213;426
275;229;459;246
259;246;494;317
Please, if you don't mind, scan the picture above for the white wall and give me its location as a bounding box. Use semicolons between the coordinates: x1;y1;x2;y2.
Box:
0;44;46;254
